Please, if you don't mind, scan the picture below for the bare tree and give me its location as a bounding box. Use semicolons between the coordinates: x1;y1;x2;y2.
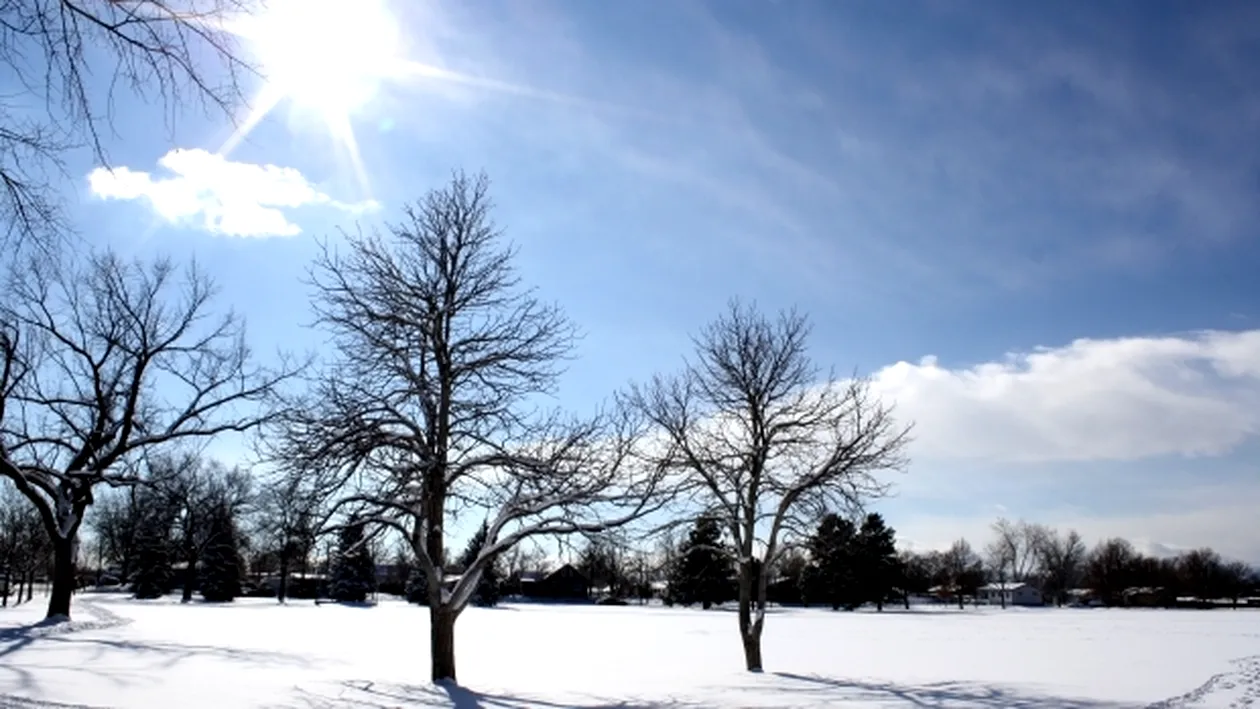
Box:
0;486;51;606
628;301;911;672
268;171;663;683
159;454;252;603
941;538;983;609
253;472;321;604
1034;528;1086;606
0;251;296;619
0;0;253;250
983;536;1012;609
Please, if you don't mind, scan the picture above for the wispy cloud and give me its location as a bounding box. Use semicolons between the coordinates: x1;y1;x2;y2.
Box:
88;149;378;237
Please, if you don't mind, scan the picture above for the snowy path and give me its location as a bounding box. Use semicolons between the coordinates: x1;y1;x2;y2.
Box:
1;596;1258;708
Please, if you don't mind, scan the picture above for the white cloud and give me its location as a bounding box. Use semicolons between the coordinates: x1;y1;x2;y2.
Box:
872;330;1260;463
87;148;378;237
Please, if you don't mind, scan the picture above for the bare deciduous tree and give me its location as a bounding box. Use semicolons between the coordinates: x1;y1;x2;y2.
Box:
628;301;911;672
0;0;252;249
1034;527;1086;606
0;251;296;619
940;538;982;609
269;171;663;683
253;472;322;604
985;518;1048;607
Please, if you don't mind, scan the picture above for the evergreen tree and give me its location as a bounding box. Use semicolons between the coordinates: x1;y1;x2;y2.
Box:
456;521;500;607
805;513;860;610
130;490;176;599
577;536;625;600
330;519;377;603
855;513;900;611
668;516;735;609
199;501;243;602
405;566;429;605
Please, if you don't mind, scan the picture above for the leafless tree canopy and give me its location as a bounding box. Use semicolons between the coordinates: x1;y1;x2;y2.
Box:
269;171;662;682
627;300;911;671
0;0;252;247
0;249;295;618
987;518;1046;584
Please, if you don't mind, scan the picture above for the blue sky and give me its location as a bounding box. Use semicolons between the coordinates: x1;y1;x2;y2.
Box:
70;0;1260;562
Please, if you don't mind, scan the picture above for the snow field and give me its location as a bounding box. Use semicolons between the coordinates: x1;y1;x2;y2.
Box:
1;595;1258;708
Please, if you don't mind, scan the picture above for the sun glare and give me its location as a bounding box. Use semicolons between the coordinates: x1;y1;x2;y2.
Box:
220;0;404;193
241;0;401;115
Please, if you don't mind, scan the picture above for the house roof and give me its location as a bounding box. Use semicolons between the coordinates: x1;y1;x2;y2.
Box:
980;582;1035;591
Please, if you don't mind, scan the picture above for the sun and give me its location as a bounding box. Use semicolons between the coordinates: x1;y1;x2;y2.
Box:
220;0;406;193
236;0;401;115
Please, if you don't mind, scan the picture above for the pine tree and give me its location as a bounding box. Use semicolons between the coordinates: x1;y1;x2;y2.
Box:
330;519;376;603
805;513;860;610
405;566;429;605
855;513;900;611
456;521;499;607
199;501;243;602
577;536;625;600
668;516;735;609
130;492;176;599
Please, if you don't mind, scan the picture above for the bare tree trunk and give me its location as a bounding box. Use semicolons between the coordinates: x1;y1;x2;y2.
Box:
903;589;910;610
47;538;75;619
278;550;290;604
1;567;10;607
430;606;457;682
736;561;763;672
182;561;197;603
25;571;34;603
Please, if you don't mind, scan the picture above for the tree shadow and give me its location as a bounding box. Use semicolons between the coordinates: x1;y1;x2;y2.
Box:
281;680;699;709
47;635;313;670
772;672;1141;708
0;616;80;660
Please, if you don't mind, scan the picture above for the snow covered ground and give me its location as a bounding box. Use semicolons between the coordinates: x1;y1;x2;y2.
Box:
1;594;1258;708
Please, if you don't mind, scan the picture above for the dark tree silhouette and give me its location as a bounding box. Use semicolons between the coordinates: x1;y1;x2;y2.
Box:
0;251;296;619
804;513;858;611
254;475;320;604
1085;538;1139;606
668;516;735;609
1035;528;1086;606
199;498;244;603
268;171;663;683
457;521;500;607
128;485;179;599
855;513;899;611
942;539;983;609
629;301;911;671
330;519;376;603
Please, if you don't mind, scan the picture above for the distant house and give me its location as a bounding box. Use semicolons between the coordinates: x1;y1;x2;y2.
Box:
509;564;590;601
1066;588;1103;607
978;582;1043;607
1122;586;1170;608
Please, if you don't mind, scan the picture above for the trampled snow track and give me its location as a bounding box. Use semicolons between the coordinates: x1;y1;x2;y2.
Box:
0;697;111;709
0;600;130;709
1145;654;1260;709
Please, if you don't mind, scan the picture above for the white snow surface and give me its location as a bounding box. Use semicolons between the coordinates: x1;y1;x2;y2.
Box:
1;594;1258;708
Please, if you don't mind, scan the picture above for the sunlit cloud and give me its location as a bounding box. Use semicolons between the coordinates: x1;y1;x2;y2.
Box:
871;330;1260;463
87;148;377;237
